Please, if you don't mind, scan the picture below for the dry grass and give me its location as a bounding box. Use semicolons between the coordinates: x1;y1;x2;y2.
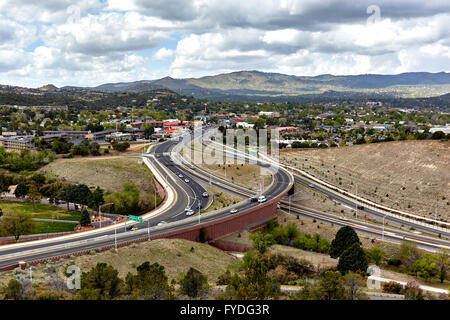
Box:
71;239;239;282
39;157;158;203
204;187;244;213
269;245;338;269
281;140;450;221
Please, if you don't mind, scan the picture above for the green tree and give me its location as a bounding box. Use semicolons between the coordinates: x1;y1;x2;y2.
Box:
27;182;41;212
80;263;122;300
435;249;449;284
284;223;300;246
226;253;280;300
337;243;368;274
179;267;209;298
366;247;386;266
399;241;420;268
14;181;28;198
330;226;361;258
411;254;438;282
87;187;105;212
127;262;173;300
343;272;366;300
79;208;91;227
0;211;34;241
249;232;274;255
73;184;92;209
317;271;346;300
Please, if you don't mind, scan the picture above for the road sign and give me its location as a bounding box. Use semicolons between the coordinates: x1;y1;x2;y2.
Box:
128;215;143;223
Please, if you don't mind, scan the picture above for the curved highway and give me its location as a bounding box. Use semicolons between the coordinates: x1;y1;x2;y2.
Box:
0;129;293;269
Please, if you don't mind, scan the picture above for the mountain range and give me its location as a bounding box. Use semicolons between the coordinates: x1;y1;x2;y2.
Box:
81;71;450;100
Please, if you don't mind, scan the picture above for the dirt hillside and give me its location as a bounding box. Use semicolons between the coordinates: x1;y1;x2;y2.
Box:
281;141;449;221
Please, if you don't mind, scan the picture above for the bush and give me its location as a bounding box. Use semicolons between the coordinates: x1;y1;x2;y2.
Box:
179;267;209;298
383;281;403;294
199;227;208;243
388;256;402;267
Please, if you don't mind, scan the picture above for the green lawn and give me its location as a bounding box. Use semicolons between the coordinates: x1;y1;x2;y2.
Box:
32;221;78;234
0;201;82;222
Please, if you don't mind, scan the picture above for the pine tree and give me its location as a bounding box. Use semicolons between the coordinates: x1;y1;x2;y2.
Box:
80;208;91;226
337;242;368;274
330;226;361;258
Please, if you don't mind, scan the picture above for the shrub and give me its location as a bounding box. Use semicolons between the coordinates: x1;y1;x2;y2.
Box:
388;256;402;267
383;281;403;294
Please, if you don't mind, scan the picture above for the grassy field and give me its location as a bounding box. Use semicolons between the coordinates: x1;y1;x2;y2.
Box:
0;202;80;234
32;221;78;234
69;239;240;283
39;157;160;209
281;140;450;220
0;202;81;221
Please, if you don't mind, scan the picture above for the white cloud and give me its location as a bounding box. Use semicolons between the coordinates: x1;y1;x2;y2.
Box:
152;48;175;61
0;0;450;86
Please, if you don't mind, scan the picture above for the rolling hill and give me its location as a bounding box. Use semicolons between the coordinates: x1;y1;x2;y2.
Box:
91;70;450;99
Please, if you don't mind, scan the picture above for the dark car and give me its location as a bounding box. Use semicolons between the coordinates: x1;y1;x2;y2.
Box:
250;198;258;203
357;205;365;210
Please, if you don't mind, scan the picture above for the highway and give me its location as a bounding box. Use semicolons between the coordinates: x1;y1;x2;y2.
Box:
1;126;447;269
0;129;293;269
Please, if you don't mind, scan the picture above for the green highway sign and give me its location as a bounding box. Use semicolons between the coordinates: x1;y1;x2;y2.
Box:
128;215;143;223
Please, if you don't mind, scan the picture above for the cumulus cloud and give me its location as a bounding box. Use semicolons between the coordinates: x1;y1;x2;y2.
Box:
0;0;449;86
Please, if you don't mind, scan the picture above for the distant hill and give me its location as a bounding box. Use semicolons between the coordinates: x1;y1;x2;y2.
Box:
90;71;450;99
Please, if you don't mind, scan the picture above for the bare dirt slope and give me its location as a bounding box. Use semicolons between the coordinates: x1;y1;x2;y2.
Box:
39;157;158;204
281;141;450;221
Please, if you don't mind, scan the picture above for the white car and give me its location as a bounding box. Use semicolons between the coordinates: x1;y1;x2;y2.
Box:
179;174;183;178
230;209;238;214
157;221;168;226
339;217;349;221
202;192;209;198
258;196;267;203
186;210;195;216
185;179;190;183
